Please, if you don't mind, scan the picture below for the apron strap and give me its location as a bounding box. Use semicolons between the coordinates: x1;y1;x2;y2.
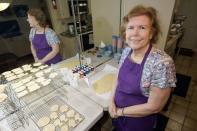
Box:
141;44;152;66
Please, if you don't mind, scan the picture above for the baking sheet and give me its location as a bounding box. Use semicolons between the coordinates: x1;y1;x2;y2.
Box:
12;69;67;105
1;63;49;84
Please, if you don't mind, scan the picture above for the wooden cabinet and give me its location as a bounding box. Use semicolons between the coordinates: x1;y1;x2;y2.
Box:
58;35;78;60
56;0;70;19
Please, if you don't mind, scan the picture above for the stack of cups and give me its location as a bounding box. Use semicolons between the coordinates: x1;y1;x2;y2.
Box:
112;35;117;54
117;36;123;53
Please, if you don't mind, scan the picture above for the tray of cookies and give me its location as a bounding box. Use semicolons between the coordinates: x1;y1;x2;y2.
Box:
29;96;84;131
0;84;15;121
1;63;49;83
8;68;67;105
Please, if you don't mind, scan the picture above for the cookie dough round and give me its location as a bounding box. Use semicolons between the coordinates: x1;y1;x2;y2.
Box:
50;112;58;120
11;82;23;89
50;105;59;112
23;67;32;71
60;105;68;113
61;125;69;131
74;113;83;122
7;75;17;81
35;71;44;77
39;65;48;70
17;90;28;98
42;124;55;131
67;110;75;117
17;73;25;78
60;114;68;122
33;62;42;67
68;119;77;128
26;81;36;87
21;76;32;84
28;84;40;92
0;93;8;103
31;68;40;73
2;71;11;75
0;84;6;93
37;117;50;127
49;72;58;78
41;79;51;86
14;86;26;93
44;68;52;73
54;119;63;127
4;73;14;78
35;77;45;83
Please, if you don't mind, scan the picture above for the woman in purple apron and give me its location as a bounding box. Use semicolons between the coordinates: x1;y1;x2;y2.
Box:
109;5;176;131
27;9;61;65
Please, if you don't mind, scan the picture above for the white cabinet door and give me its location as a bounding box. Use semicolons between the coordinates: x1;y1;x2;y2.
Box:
91;0;121;46
121;0;176;50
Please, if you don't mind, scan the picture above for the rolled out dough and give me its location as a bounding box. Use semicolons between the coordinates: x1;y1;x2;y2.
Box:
92;73;116;94
58;61;79;70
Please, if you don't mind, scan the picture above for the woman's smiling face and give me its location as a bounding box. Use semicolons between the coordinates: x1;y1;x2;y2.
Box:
125;15;153;51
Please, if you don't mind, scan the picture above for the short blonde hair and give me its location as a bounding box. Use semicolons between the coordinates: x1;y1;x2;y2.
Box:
27;8;46;27
120;5;161;44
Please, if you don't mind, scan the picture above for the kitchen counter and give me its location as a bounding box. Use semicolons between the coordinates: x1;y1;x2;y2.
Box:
55;49;113;69
0;85;103;131
0;51;114;131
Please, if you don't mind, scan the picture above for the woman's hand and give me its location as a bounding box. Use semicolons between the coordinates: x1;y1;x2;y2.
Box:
116;107;123;117
109;73;119;118
109;100;118;118
37;59;44;64
34;57;39;62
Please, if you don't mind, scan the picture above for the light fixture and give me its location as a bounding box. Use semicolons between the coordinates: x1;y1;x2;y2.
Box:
0;0;12;12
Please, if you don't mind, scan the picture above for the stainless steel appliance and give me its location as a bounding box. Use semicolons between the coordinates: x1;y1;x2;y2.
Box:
67;22;74;35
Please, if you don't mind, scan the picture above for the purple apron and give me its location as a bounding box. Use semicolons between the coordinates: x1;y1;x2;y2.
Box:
32;29;62;65
113;44;156;131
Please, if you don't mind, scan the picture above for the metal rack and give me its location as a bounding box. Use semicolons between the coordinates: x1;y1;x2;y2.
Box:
29;95;84;131
0;67;69;130
70;0;93;52
0;83;30;130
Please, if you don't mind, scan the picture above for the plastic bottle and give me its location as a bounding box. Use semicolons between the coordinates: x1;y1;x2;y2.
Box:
112;35;117;53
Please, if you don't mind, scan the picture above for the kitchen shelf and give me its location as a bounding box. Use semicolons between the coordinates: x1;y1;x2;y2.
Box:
70;0;94;51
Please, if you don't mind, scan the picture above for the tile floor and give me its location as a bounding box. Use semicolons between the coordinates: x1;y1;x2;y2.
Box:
162;52;197;131
95;52;197;131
